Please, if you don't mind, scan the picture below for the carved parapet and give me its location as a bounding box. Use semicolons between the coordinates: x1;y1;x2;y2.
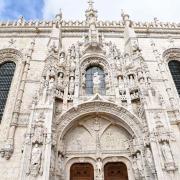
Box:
0;18;179;33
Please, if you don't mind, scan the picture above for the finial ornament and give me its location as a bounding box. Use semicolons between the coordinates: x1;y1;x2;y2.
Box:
85;0;98;23
88;0;94;9
55;9;62;22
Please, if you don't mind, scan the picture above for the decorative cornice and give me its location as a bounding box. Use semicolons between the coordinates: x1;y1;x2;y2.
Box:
0;20;179;30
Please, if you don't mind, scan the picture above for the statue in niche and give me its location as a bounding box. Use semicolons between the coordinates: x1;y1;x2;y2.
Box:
30;143;42;177
96;158;103;176
161;141;173;163
57;72;64;92
50;148;55;173
93;72;100;94
69;59;76;75
145;147;154;169
32;113;45;144
112;44;120;59
132;156;140;180
69;77;75;95
136;152;143;178
58;153;64;177
59;51;65;66
49;77;55;91
129;75;135;87
70;44;76;59
118;76;124;89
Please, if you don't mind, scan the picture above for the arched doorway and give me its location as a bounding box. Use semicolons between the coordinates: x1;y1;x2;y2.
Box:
70;163;94;180
104;162;128;180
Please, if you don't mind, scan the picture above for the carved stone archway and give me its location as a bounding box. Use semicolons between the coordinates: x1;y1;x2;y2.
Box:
56;101;143;180
56;100;143;147
80;55;110;75
0;48;23;65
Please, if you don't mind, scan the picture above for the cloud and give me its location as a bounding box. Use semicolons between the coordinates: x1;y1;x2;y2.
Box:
0;0;179;22
42;0;180;22
0;0;44;20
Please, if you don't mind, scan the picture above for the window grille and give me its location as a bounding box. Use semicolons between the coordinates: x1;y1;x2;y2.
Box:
0;62;16;122
168;60;180;96
85;66;105;95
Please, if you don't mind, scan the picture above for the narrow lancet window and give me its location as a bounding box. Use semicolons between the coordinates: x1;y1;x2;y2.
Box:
0;62;16;122
168;60;180;95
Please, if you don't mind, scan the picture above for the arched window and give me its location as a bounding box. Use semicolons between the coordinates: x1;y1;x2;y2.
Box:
85;66;105;95
168;60;180;95
0;62;16;122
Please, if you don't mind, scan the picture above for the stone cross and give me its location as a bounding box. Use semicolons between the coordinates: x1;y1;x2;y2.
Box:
88;0;94;9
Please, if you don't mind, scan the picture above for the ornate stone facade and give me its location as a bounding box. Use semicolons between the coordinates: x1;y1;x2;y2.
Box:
0;1;180;180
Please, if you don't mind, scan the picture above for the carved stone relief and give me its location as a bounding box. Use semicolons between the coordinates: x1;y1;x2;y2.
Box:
63;115;132;155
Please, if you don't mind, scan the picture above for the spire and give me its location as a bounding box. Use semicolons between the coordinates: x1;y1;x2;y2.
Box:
85;0;98;23
121;9;131;27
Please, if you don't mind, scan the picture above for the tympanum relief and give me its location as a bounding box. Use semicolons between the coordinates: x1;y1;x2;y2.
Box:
64;116;131;154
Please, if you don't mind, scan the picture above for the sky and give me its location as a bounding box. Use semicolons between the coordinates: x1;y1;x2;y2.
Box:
0;0;179;22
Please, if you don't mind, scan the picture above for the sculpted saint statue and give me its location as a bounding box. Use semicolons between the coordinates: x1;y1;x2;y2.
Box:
161;142;173;163
57;73;64;91
49;78;55;90
32;114;45;144
70;44;76;59
69;77;75;95
96;158;103;175
136;152;143;177
93;72;100;94
30;143;42;176
146;147;154;169
59;52;65;66
132;156;140;180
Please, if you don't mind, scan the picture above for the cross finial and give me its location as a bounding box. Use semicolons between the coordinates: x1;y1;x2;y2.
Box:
88;0;94;9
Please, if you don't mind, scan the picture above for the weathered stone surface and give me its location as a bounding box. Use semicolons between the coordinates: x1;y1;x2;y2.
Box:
0;1;180;180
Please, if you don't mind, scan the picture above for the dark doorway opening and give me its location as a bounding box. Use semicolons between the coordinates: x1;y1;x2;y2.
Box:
70;163;94;180
104;162;128;180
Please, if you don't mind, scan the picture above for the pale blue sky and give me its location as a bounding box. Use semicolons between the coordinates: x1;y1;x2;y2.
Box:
0;0;179;22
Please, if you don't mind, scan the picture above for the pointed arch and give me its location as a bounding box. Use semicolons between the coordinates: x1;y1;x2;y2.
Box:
0;48;23;122
0;62;16;121
56;101;143;147
163;48;180;96
168;60;180;95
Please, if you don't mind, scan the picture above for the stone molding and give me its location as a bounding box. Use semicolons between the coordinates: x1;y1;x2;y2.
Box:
56;101;143;143
0;19;180;30
80;56;110;75
163;48;180;62
0;48;23;64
